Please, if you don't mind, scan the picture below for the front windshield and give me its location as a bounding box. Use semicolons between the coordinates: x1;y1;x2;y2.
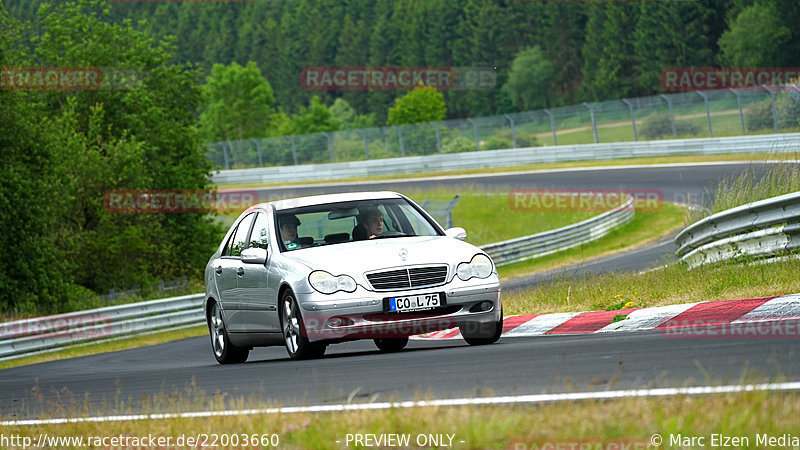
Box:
275;198;440;251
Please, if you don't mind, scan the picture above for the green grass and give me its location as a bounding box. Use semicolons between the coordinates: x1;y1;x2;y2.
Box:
3;387;798;449
498;202;686;280
502;252;800;316
401;188;598;246
710;162;800;213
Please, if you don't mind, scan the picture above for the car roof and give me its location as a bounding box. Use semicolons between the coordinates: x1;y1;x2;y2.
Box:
266;191;405;211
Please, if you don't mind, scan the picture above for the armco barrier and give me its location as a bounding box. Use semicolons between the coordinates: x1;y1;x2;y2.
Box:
483;196;635;266
0;199;635;359
674;191;800;268
212;133;800;185
0;294;205;360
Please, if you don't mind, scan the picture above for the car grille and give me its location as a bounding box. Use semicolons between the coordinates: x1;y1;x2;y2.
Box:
366;265;448;291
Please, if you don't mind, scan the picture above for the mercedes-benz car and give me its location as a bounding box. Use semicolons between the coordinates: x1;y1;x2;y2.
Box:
204;191;502;363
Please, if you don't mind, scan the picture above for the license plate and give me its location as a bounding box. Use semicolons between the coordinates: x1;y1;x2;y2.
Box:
386;293;444;313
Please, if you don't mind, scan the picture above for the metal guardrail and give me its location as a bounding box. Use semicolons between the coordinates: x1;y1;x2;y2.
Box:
0;198;633;359
212;133;800;185
421;195;460;229
483;196;635;266
674;191;800;268
0;294;204;360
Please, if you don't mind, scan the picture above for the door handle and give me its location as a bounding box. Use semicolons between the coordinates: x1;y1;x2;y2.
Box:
215;266;223;275
237;267;245;276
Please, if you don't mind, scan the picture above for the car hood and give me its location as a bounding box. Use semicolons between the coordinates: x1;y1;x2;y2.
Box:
282;235;484;276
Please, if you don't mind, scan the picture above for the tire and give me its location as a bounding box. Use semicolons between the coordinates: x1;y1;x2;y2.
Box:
208;302;249;364
280;290;326;360
461;307;503;346
373;337;409;353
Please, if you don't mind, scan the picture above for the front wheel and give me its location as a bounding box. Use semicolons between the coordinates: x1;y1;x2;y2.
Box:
208;302;249;364
374;337;409;352
461;308;503;346
280;290;326;360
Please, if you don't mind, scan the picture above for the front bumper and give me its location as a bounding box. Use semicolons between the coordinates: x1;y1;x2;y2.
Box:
295;278;501;342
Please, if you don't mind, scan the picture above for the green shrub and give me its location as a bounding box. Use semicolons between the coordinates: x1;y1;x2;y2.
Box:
639;112;701;139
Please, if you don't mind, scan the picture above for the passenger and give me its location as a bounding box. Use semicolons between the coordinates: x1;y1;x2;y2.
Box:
353;207;384;240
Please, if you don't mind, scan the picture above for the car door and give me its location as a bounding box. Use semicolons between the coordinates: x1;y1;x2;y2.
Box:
235;210;280;332
214;213;255;332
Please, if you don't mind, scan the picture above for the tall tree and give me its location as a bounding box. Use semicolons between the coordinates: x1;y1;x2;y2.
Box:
717;1;791;67
387;85;447;126
199;61;277;142
634;1;717;92
503;46;557;110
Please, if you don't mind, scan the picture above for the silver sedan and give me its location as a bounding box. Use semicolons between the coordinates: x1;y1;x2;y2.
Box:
204;191;502;363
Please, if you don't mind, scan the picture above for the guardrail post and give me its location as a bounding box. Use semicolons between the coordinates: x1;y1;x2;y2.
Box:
761;85;779;132
583;102;599;144
358;129;370;160
730;88;746;133
323;132;334;163
504;114;517;148
696;91;713;137
216;142;230;170
544;109;557;145
250;139;263;167
445;195;460;228
287;136;298;165
391;126;406;157
660;94;677;137
466;119;480;151
621;99;638;141
430;122;443;153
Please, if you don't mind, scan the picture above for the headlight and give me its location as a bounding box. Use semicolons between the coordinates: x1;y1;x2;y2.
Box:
308;270;357;294
456;254;493;281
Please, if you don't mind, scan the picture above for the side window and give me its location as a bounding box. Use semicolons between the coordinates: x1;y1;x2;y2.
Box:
222;226;238;256
230;213;256;257
249;212;270;249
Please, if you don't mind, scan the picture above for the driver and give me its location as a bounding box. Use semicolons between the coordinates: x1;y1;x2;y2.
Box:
279;214;301;248
353;206;384;240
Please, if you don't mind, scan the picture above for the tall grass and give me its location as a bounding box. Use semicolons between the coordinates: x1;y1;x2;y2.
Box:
711;160;800;214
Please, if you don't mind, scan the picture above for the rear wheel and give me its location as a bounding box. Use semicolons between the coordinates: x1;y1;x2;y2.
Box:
461;308;503;346
281;290;326;360
208;302;249;364
373;337;409;352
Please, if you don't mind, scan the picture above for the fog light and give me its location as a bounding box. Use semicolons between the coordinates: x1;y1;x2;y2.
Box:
469;301;495;313
327;316;353;327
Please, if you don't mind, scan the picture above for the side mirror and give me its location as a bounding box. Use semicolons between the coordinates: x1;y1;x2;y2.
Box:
241;247;268;264
445;227;467;241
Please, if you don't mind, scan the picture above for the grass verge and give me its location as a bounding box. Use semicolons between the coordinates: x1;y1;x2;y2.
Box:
497;202;686;280
3;388;798;449
0;325;207;371
216;152;792;190
502;252;800;316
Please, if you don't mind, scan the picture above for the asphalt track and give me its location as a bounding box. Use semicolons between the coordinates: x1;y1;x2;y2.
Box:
2;162;798;420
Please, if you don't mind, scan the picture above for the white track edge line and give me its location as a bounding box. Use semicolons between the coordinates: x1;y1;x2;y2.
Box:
4;381;800;426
